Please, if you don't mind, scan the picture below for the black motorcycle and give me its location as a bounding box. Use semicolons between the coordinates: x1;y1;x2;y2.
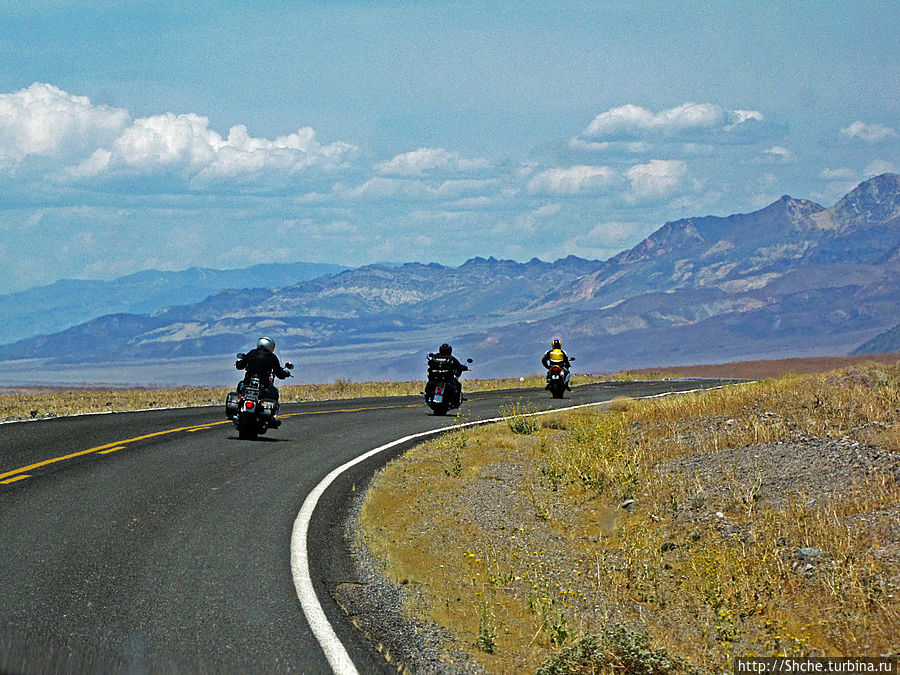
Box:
545;356;574;399
225;354;293;439
424;356;473;416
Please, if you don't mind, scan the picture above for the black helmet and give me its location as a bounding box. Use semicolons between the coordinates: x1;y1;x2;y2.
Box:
439;343;452;355
552;339;561;349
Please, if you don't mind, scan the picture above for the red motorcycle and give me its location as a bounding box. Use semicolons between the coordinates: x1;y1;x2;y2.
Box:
545;357;573;399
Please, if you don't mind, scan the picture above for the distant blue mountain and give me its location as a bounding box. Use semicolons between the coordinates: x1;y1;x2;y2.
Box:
0;262;345;345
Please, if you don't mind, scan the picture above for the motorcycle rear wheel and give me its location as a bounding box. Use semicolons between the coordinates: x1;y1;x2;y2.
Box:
237;416;258;440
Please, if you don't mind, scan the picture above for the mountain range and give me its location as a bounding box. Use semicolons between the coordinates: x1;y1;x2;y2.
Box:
0;262;345;346
1;173;898;385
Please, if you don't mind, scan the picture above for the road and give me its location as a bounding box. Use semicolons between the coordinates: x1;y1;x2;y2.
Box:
0;379;732;673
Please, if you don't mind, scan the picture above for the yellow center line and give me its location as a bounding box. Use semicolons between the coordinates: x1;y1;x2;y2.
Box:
186;425;220;432
0;401;422;482
281;402;419;417
0;422;229;482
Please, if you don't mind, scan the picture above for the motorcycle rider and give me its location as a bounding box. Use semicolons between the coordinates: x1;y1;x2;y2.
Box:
541;339;571;390
235;336;292;426
425;343;469;406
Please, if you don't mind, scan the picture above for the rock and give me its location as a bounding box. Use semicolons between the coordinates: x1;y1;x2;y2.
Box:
660;542;676;553
620;499;635;510
796;547;823;561
796;562;816;576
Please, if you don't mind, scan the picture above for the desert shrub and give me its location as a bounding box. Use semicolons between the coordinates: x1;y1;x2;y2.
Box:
537;626;690;675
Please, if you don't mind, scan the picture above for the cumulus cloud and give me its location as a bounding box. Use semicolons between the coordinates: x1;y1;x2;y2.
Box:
0;82;130;169
70;114;357;182
375;147;490;176
524;160;693;203
840;121;898;143
581;102;764;141
626;159;689;202
0;83;357;186
526;165;619;195
331;176;496;203
752;145;795;165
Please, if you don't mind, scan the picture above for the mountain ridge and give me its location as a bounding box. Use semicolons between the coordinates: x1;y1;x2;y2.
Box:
1;174;898;383
0;261;347;346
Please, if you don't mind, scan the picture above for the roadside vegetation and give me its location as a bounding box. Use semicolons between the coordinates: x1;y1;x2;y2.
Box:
359;363;900;672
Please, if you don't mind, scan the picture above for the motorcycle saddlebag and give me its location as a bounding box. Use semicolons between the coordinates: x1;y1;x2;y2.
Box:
259;400;277;419
225;391;241;419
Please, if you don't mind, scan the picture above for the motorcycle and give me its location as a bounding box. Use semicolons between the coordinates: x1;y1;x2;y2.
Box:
225;354;293;439
545;357;574;399
424;356;473;416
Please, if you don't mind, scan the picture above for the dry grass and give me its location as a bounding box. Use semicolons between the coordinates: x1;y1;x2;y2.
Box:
358;362;900;672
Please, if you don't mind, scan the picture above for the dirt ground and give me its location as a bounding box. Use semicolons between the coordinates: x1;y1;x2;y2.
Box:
633;353;900;380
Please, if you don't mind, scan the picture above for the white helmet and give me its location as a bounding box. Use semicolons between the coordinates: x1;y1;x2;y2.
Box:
257;336;275;353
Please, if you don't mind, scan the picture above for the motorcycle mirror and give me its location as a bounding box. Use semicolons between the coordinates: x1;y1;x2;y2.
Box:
285;362;294;370
236;352;245;359
466;358;473;363
570;357;575;361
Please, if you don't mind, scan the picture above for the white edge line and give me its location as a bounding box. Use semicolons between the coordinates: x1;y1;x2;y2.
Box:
290;384;733;673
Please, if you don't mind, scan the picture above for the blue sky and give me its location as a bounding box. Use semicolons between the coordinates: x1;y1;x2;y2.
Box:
0;0;897;292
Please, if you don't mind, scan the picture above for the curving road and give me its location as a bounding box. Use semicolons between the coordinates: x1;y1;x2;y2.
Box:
0;379;733;673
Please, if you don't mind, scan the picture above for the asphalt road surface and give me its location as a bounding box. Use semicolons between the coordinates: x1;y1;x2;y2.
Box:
0;379;734;673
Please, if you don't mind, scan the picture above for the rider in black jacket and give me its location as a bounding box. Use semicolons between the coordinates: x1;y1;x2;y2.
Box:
425;343;468;403
236;336;292;401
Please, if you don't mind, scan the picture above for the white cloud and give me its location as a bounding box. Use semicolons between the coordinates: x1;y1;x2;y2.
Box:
375;147;490;176
70;114;356;181
534;203;562;218
840;121;898;143
727;109;765;127
331;176;495;203
582;221;652;245
582;102;764;140
0;82;130;169
447;195;496;209
626;159;689;202
568;138;653;154
756;146;795;164
526;165;619;195
0;83;356;185
865;159;896;176
820;167;858;181
564;220;656;260
507;203;565;237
